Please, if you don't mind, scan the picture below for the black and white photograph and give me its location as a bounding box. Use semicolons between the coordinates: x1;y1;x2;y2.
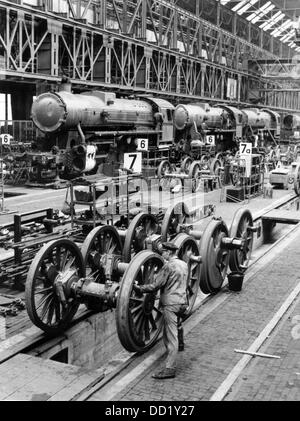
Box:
0;0;300;406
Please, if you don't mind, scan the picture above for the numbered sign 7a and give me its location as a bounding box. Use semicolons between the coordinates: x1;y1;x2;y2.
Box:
0;134;13;146
239;142;252;155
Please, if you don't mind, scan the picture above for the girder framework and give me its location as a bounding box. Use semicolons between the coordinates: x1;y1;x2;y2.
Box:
0;0;298;111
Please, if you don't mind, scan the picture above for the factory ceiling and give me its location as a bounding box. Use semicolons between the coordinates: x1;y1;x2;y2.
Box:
220;0;300;52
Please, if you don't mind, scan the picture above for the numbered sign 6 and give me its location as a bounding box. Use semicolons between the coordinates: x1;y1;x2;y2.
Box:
136;138;148;151
0;133;12;146
124;152;142;174
206;135;215;146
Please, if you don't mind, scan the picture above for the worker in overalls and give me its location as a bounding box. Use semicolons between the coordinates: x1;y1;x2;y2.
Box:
133;242;188;379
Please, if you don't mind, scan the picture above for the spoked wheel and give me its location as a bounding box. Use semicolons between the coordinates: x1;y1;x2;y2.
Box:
294;166;300;196
210;158;222;176
157;160;171;178
81;225;123;311
188;161;201;193
173;233;201;317
123;213;158;263
199;219;230;294
215;152;224;166
161;202;190;242
229;208;254;273
180;156;193;174
25;239;84;335
200;155;210;165
116;250;164;352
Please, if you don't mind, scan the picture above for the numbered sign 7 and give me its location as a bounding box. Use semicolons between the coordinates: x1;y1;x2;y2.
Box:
124;152;142;173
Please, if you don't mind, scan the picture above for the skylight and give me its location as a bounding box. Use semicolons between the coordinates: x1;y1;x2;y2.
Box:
237;0;259;15
219;0;298;51
271;20;292;37
260;12;285;31
249;3;276;24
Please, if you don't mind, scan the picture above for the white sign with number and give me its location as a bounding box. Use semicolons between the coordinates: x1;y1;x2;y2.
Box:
136;138;148;151
239;142;252;177
0;134;12;145
84;144;97;172
124;152;142;173
206;135;215;146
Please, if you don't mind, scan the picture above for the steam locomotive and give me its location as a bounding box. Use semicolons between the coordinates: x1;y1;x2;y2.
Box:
27;84;300;184
29;88;174;183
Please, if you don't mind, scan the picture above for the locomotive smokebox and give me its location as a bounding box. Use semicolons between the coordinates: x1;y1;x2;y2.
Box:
283;114;300;131
173;104;207;130
31;92;68;132
174;105;189;130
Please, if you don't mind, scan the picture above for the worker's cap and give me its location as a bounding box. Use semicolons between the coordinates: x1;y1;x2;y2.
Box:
161;242;178;252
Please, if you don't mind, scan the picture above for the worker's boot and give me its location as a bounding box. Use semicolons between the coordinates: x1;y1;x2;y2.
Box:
152;368;176;379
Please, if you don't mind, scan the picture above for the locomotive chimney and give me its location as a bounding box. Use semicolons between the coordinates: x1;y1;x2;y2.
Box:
59;76;72;93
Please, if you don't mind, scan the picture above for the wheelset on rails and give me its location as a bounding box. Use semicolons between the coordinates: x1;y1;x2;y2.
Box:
24;200;256;354
25;209;161;335
159;202;255;295
117;203;255;350
156;153;224;194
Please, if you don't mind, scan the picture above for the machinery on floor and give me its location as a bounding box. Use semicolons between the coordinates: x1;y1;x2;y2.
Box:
23;197;255;353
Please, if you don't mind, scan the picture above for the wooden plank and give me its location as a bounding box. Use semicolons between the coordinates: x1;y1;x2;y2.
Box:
0;307;88;365
0;354;42;400
48;370;105;401
0;354;104;401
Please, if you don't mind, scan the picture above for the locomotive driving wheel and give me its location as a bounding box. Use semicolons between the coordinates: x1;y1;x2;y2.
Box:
188;161;201;193
229;208;254;273
200;154;210;168
199;219;230;294
123;213;158;263
210;158;222;176
157;160;171;178
116;251;165;352
173;233;201;317
180;156;193;174
81;225;123;311
215;152;224;166
25;239;84;335
161;202;190;242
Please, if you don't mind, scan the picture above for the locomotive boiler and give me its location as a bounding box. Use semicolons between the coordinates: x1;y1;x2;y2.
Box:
241;108;280;145
173;101;282;159
30;88;174;181
173;102;245;158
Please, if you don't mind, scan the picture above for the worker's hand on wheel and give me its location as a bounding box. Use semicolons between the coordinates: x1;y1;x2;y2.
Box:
133;284;143;296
